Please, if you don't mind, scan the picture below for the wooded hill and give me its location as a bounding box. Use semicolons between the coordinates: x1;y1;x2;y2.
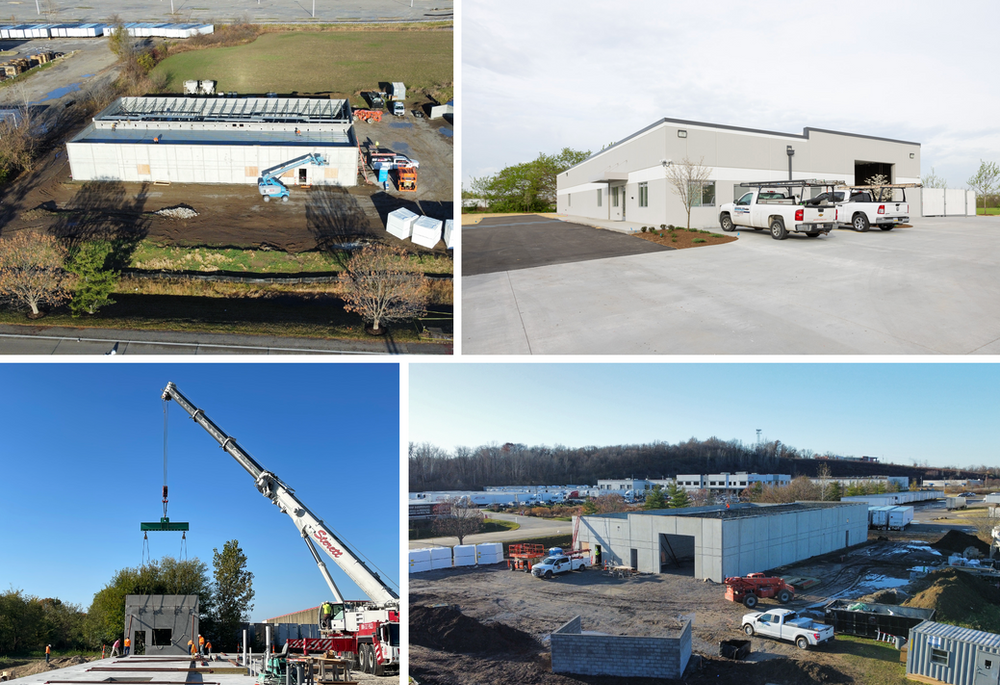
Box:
409;437;982;492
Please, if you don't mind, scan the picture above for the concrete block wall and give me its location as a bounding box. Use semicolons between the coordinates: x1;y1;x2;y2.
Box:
551;616;691;679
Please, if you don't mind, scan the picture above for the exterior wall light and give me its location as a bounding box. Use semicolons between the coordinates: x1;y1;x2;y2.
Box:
910;153;915;159
677;130;687;138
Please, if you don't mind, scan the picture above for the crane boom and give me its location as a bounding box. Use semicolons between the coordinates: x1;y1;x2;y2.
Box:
161;382;399;608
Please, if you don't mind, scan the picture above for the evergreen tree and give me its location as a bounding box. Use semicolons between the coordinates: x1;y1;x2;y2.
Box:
212;540;255;651
828;482;843;501
643;485;666;510
66;240;118;316
666;483;691;508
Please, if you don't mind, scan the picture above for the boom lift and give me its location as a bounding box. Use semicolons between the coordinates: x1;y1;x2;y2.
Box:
160;382;400;676
258;153;327;203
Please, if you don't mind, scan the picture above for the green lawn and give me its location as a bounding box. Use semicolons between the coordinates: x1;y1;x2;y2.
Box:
834;635;909;685
976;207;1000;215
153;31;453;103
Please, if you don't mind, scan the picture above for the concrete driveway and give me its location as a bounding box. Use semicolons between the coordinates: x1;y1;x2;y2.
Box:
462;215;1000;355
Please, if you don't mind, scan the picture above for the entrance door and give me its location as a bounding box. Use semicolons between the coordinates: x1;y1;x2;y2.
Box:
299;168;308;184
630;548;638;570
975;650;1000;685
134;630;146;656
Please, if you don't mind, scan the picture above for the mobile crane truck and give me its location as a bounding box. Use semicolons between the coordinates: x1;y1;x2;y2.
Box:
161;383;400;676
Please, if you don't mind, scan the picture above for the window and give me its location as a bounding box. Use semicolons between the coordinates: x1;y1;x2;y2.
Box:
930;648;949;666
597;189;602;207
612;186;619;207
689;181;716;207
736;191;753;206
151;629;171;646
639;182;648;207
568;194;571;207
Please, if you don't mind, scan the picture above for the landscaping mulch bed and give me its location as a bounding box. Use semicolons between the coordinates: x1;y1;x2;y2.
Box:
633;227;737;249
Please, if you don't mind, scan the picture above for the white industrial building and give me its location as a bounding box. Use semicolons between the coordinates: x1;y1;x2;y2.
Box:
810;475;910;490
67;96;358;187
574;501;868;582
675;472;790;493
557;117;935;228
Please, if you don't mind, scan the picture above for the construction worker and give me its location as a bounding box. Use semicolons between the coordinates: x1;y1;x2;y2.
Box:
45;645;51;663
205;640;211;656
124;637;130;656
321;601;333;630
111;638;121;657
198;634;205;655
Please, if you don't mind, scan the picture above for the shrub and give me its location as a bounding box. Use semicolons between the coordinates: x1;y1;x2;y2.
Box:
693;238;707;244
660;224;666;230
640;226;647;233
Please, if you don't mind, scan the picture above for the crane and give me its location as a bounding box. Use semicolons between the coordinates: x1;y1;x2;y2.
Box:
160;382;399;675
258;153;327;203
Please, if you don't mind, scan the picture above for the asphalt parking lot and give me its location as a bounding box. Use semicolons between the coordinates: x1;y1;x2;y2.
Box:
462;215;1000;355
463;215;671;276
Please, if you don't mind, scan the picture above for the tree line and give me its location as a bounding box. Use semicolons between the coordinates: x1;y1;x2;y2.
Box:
465;148;590;213
0;540;253;656
409;437;981;492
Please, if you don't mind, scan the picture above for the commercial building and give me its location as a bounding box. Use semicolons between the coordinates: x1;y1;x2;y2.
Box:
574;501;867;583
67;96;358;186
675;472;790;493
556;117;925;228
810;475;910;491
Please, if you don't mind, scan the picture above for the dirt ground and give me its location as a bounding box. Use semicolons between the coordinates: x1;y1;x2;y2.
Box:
409;531;968;685
0;655;97;681
0;40;454;256
633;227;738;249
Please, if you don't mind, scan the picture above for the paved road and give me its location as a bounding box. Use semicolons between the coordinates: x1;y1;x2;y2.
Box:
463;215;1000;355
0;324;451;354
3;0;452;24
408;512;567;549
463;214;671;276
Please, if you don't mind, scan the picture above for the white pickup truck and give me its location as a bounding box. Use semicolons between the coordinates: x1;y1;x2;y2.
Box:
803;184;915;232
719;180;844;240
741;608;834;650
531;554;587;579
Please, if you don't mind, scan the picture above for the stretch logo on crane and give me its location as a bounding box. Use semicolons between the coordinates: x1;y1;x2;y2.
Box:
314;530;343;558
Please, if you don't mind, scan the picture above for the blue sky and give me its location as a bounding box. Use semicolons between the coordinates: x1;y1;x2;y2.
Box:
410;363;1000;469
464;0;1000;190
0;363;399;621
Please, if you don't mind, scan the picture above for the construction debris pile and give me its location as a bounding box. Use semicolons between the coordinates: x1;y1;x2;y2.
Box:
155;206;199;220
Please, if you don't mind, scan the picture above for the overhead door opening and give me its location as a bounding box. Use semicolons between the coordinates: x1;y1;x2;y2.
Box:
855;161;893;185
660;533;695;576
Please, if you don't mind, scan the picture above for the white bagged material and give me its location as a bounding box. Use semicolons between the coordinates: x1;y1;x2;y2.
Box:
476;542;503;564
386;208;418;240
454;544;476;567
430;546;452;570
408;548;432;574
443;219;455;249
411;215;443;248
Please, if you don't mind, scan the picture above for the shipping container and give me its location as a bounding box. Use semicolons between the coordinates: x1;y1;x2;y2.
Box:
888;506;914;530
947;496;968;511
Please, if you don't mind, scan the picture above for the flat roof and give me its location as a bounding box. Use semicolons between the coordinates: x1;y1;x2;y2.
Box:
97;96;351;125
69;123;353;146
585;501;859;521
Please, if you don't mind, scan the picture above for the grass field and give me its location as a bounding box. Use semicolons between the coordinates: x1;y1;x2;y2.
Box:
152;31;453;103
977;207;1000;215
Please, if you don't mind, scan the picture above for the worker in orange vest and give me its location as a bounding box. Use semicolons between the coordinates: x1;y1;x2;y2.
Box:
45;645;51;663
205;641;212;656
188;640;196;656
124;637;130;656
198;635;205;656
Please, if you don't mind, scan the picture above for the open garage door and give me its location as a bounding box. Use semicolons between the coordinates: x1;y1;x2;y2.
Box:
660;533;695;576
855;160;893;184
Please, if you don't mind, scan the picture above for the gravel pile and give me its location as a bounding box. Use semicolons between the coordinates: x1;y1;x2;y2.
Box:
155;206;199;219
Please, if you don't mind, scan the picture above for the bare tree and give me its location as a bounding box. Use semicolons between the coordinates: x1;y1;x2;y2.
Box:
968;160;1000;213
338;243;429;333
665;157;713;229
816;463;832;501
0;85;38;178
0;231;69;317
431;500;485;545
865;173;892;202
